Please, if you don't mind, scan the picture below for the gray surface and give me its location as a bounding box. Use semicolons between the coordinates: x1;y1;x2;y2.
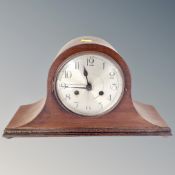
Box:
0;0;174;175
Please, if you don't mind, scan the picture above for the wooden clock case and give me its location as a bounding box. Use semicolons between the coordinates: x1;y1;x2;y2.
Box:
3;36;171;138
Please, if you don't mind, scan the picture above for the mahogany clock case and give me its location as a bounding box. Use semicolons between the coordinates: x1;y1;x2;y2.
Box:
3;38;172;138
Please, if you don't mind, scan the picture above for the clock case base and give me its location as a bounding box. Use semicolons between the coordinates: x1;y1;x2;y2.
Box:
3;99;171;138
4;102;171;138
3;41;172;138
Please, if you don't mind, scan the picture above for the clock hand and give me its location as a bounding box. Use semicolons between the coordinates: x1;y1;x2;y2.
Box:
63;83;87;89
83;66;88;78
69;84;87;86
83;66;92;91
65;86;87;89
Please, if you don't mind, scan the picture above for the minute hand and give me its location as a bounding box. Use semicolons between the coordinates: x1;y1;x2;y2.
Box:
65;86;87;89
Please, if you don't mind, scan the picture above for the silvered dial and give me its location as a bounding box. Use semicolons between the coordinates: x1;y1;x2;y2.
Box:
55;51;125;116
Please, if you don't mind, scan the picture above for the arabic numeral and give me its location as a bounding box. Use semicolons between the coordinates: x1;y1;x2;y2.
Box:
75;62;79;69
65;94;71;100
109;94;112;101
87;57;94;66
103;62;105;69
59;83;67;88
86;106;91;110
109;71;116;79
74;102;79;108
64;71;72;78
110;83;118;90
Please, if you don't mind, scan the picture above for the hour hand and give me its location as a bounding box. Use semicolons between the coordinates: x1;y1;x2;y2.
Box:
83;66;88;77
83;67;92;90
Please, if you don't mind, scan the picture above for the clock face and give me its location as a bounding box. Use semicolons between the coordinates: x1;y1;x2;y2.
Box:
54;51;125;116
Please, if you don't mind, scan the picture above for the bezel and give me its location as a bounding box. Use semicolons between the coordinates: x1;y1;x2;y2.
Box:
54;51;125;117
